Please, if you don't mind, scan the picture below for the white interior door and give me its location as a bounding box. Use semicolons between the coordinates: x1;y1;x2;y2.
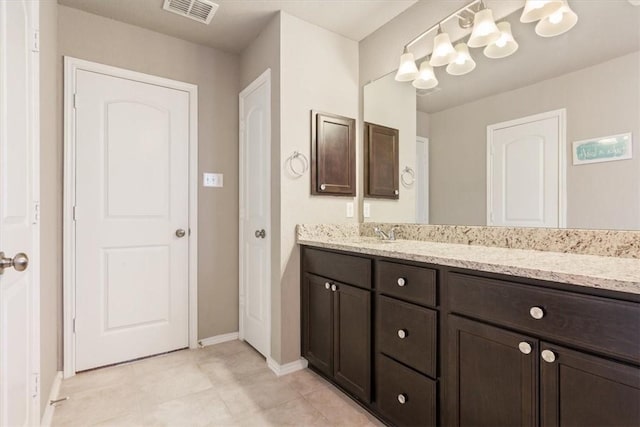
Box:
73;68;190;371
239;70;271;358
0;0;40;424
488;111;565;228
416;137;429;224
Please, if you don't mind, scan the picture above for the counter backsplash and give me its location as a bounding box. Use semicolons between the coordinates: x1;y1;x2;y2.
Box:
297;223;640;259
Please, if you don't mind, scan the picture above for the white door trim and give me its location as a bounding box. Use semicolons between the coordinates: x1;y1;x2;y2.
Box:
63;57;199;378
416;136;429;224
238;69;271;359
486;108;567;228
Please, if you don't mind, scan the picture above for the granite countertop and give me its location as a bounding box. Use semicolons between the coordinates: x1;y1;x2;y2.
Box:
297;235;640;295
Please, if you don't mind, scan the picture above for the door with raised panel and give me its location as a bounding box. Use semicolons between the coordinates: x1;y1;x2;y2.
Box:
302;273;333;377
74;69;190;371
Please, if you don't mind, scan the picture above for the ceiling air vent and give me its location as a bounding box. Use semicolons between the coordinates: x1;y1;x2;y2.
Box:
162;0;219;25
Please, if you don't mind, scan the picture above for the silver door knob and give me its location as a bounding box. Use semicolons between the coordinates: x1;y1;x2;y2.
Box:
0;252;29;274
397;277;406;287
175;229;186;238
397;393;407;404
325;282;331;290
529;306;544;320
518;342;532;354
331;284;337;292
255;229;266;238
541;349;556;363
397;329;407;339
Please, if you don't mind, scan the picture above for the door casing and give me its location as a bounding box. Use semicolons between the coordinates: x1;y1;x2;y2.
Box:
63;57;199;378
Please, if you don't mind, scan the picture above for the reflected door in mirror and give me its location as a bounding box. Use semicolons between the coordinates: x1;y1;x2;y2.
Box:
365;122;399;199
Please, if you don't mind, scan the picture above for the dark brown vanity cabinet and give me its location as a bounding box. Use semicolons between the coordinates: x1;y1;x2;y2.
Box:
311;111;356;196
445;272;640;427
364;122;399;199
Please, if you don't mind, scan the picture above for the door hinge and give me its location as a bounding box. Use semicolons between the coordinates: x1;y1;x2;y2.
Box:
32;373;39;397
31;29;39;52
73;93;79;109
73;318;76;333
72;205;78;221
33;201;40;225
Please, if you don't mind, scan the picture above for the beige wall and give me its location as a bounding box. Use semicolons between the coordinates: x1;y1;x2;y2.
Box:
40;0;59;416
55;6;241;354
417;111;429;138
239;13;283;361
278;12;359;363
363;73;416;222
428;52;640;229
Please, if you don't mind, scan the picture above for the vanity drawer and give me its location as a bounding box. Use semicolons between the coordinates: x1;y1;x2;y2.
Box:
448;272;640;363
378;296;437;377
377;353;437;427
303;247;372;289
377;260;437;307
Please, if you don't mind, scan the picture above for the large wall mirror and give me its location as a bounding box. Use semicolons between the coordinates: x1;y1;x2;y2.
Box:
362;0;640;230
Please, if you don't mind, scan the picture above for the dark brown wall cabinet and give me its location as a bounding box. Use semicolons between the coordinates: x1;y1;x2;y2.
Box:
311;111;356;196
364;122;399;199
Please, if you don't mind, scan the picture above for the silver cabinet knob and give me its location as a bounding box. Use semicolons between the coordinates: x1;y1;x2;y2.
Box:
518;341;532;355
175;229;186;238
0;252;29;274
331;284;337;292
397;329;407;339
320;184;327;191
529;306;544;320
394;189;399;195
325;282;331;290
397;393;407;404
254;229;266;238
541;349;556;363
397;277;406;287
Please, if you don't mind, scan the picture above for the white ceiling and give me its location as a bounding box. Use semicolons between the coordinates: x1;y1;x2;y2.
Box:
57;0;418;53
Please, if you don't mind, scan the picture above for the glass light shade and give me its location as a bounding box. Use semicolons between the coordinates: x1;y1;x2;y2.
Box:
467;8;501;48
520;0;563;23
484;22;519;59
429;31;457;67
446;43;476;76
394;49;419;82
412;60;439;89
535;1;578;37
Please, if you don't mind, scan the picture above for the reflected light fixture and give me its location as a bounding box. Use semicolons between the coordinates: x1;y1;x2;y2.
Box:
446;43;476;75
520;0;563;23
429;26;457;67
535;0;578;37
413;58;439;89
484;22;519;59
394;47;419;82
467;3;500;48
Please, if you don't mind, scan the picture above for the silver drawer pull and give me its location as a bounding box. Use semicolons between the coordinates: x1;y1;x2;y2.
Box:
518;342;532;355
397;329;407;339
529;306;544;320
541;349;556;363
397;393;407;404
325;282;330;290
331;284;337;292
397;277;406;287
320;184;327;191
394;189;399;195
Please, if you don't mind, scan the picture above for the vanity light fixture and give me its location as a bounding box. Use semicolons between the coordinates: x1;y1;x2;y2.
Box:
484;22;519;58
395;46;420;82
413;58;439;89
430;25;457;67
535;0;578;37
520;0;563;23
467;3;501;48
446;43;476;75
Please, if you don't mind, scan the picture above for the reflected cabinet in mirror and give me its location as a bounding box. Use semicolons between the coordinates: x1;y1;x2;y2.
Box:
362;0;640;230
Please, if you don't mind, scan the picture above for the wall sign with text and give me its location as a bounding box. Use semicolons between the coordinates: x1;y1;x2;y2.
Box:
572;133;633;165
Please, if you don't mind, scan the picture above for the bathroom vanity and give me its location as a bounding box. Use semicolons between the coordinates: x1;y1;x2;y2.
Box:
298;228;640;427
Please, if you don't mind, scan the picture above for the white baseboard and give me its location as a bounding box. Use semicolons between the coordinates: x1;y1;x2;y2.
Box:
41;371;63;427
198;332;239;347
267;357;308;377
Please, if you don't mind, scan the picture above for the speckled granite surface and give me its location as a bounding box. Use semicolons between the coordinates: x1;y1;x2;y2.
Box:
296;224;640;294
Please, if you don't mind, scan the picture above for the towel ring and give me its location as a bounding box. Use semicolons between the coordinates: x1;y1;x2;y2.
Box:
401;166;415;187
287;151;309;178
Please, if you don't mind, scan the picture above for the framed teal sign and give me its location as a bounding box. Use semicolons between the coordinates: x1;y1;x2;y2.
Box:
572;133;633;165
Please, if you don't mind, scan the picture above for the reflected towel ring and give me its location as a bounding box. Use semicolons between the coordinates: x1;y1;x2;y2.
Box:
287;151;309;178
401;166;415;187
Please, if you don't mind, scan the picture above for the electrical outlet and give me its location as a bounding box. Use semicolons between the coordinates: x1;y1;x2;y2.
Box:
346;202;354;218
203;173;223;188
363;202;371;218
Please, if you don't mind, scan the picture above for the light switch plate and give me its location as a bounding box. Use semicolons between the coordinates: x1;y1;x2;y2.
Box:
346;202;354;218
363;202;371;218
203;173;223;188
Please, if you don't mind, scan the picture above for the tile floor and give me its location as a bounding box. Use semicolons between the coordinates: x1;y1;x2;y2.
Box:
52;340;385;426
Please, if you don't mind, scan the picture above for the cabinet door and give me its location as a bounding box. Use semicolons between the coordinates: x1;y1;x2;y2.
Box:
302;273;333;377
541;343;640;427
447;315;538;427
333;282;372;402
364;122;399;199
311;111;356;196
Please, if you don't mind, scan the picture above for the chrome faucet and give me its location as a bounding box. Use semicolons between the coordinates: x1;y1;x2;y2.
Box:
374;226;398;241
